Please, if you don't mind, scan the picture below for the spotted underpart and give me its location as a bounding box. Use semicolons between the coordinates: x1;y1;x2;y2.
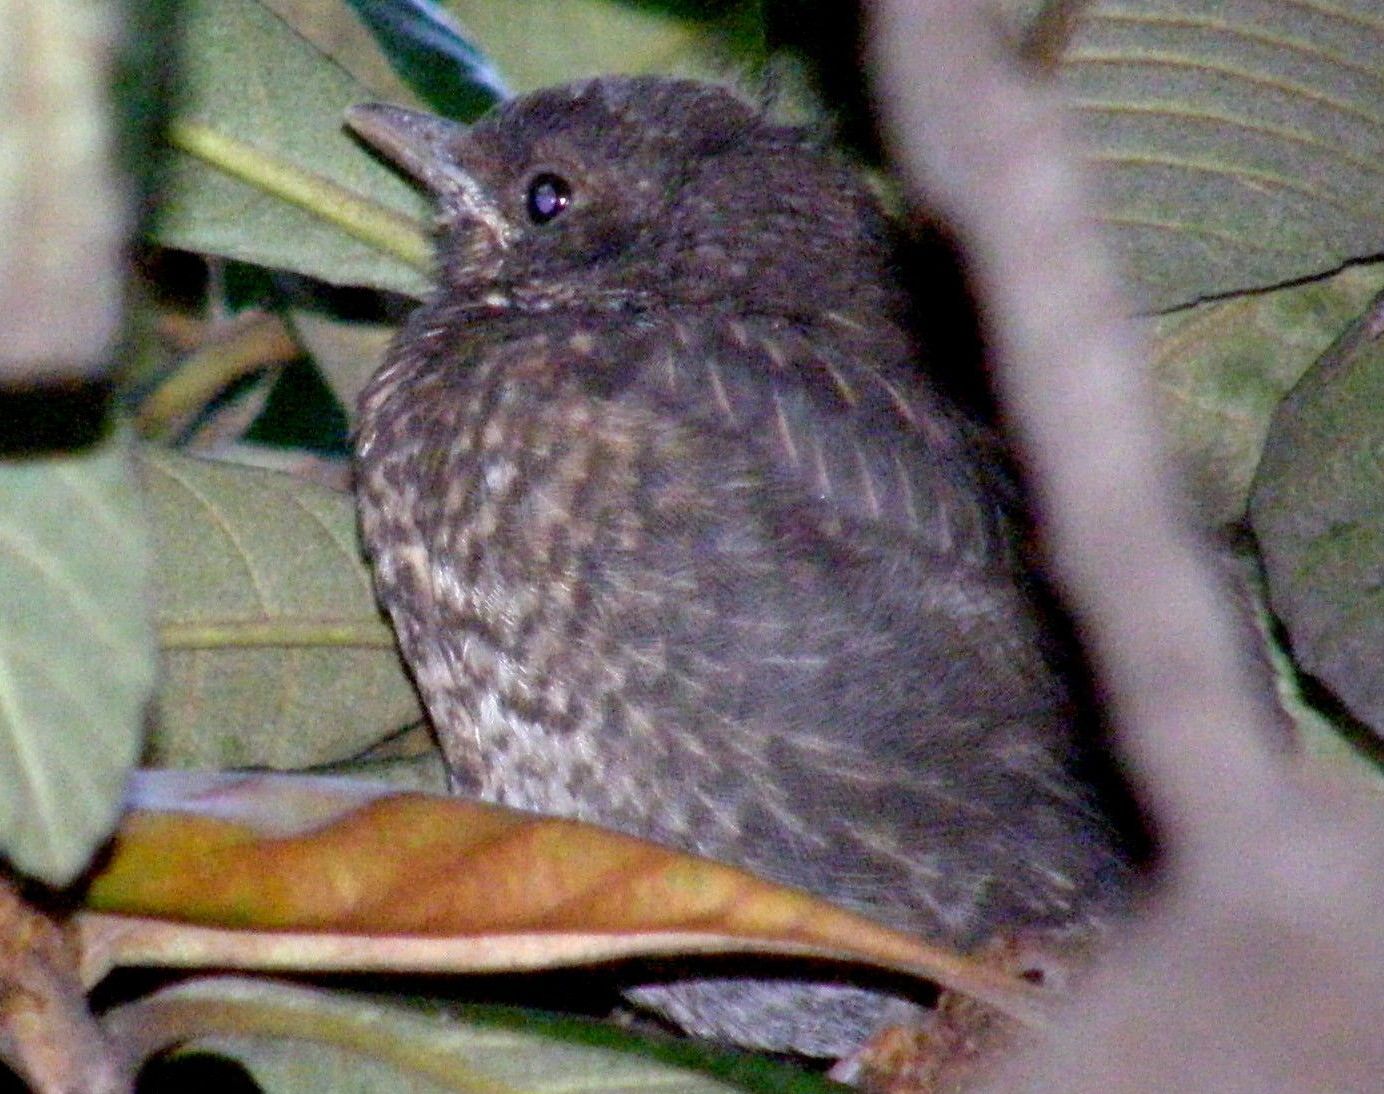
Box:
351;76;1125;1059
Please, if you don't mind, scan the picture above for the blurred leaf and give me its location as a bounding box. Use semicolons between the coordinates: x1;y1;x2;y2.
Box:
443;0;757;92
0;430;154;884
1065;0;1384;310
1147;262;1384;525
1250;289;1384;737
116;0;183;221
141;446;422;767
155;0;433;296
259;0;428;106
287;307;396;416
107;977;827;1094
244;357;352;455
82;770;1042;1025
343;0;506;116
136;312;303;441
177;441;353;489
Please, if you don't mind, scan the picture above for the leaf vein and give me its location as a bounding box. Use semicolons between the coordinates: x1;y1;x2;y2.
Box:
1089;152;1383;225
1099;213;1294;253
1076;100;1384;182
1065;52;1384;135
1084;10;1383;82
147;457;274;614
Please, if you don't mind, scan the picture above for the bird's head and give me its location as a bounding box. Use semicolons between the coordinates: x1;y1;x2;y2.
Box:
347;77;900;322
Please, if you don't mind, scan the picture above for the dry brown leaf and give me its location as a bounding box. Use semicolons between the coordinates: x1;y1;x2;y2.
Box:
81;771;1044;1025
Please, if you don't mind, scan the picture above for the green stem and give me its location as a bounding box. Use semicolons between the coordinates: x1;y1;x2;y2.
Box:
160;618;397;650
168;120;432;270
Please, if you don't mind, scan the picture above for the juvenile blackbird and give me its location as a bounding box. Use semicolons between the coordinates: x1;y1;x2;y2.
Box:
347;77;1125;1058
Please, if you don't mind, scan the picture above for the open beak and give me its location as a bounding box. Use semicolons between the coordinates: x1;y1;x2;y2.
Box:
346;103;512;246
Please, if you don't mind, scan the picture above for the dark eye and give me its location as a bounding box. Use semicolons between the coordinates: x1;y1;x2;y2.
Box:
525;173;572;224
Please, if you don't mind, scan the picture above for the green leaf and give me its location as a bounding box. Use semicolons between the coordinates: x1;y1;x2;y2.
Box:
1065;0;1384;310
344;0;506;116
0;431;155;884
444;0;756;92
142;447;422;768
1262;602;1381;774
1250;288;1384;737
107;977;833;1094
1147;262;1384;525
257;0;432;106
155;0;434;297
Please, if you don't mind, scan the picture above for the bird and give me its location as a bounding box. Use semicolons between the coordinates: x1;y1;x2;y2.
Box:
346;76;1126;1060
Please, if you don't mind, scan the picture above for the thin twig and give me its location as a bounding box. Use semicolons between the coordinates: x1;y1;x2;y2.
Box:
868;0;1287;863
0;882;130;1094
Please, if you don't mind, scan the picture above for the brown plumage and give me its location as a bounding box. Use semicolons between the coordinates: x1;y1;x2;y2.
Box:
348;77;1125;1058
